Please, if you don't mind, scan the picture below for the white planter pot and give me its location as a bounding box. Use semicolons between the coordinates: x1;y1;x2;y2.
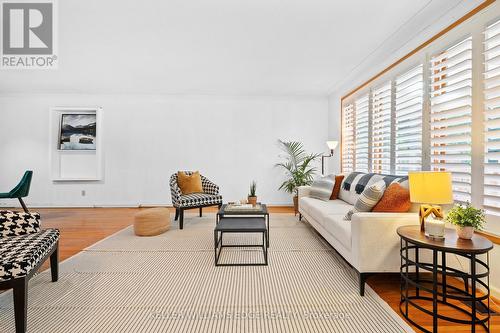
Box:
456;226;474;240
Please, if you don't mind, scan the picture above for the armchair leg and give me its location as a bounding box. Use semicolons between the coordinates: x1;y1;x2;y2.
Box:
179;209;184;230
18;198;29;213
174;208;179;221
199;207;202;217
13;278;28;333
50;244;59;282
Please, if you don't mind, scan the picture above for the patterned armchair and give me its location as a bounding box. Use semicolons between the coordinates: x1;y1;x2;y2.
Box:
170;172;223;229
0;211;59;333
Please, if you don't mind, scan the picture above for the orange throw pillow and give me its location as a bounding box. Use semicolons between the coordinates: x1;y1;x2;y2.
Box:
372;183;411;212
177;171;203;195
330;175;345;200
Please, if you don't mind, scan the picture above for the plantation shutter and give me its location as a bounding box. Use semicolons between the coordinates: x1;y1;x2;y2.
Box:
430;37;473;203
394;65;423;175
355;94;370;172
342;103;355;173
484;19;500;216
371;82;392;174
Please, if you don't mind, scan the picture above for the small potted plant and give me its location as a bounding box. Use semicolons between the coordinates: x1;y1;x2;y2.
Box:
248;181;257;206
445;202;485;240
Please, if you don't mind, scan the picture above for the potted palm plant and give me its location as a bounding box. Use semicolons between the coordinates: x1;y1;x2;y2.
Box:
275;140;321;214
445;203;486;239
248;181;257;206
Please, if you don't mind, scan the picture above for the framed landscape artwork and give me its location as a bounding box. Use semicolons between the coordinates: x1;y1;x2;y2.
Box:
59;114;97;150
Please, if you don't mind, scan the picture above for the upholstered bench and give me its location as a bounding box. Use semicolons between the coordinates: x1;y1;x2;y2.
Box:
0;211;59;333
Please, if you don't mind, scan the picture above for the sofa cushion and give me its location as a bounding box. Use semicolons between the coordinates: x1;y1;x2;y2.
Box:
299;197;352;226
339;172;408;205
372;183;411;212
323;214;352;250
344;180;387;220
330;175;344;200
309;175;336;201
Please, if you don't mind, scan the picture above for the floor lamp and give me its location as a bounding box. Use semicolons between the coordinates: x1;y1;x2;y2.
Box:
321;141;338;175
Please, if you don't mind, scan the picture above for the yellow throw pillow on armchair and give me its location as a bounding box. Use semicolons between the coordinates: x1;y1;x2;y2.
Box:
177;171;203;195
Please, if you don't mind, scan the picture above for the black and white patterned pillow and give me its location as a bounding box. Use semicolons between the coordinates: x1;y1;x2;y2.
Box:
0;211;41;237
339;172;408;205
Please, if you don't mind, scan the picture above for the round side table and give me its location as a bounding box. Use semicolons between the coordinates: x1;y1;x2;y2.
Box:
397;225;493;333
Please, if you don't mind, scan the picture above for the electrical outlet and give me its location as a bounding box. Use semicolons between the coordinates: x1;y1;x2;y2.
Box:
81;190;86;197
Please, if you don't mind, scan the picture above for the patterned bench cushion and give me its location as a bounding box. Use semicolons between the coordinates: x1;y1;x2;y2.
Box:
176;193;223;208
0;210;41;237
0;229;59;281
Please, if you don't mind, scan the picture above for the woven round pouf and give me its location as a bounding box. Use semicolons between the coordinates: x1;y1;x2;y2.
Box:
134;208;170;236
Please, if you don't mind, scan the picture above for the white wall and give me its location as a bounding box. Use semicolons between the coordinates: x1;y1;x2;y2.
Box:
327;93;341;175
0;93;328;207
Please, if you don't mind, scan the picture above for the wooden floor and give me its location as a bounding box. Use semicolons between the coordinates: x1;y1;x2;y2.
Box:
21;207;500;332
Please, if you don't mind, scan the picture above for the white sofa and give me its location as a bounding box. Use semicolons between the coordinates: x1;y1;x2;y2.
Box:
298;184;419;295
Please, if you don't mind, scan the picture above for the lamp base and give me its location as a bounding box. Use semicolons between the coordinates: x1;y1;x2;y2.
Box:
419;204;444;232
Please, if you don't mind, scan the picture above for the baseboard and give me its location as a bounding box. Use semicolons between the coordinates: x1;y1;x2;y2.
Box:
0;204;294;209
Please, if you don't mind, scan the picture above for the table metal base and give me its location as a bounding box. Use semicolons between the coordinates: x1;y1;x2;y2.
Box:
214;230;268;266
400;239;490;333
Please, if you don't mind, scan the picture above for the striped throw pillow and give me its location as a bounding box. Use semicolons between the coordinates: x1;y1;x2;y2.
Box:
309;175;336;201
344;180;387;221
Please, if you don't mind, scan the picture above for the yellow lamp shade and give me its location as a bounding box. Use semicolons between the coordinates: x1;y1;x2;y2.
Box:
408;171;453;204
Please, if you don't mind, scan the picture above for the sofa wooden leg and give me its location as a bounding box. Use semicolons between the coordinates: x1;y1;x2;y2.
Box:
50;244;59;282
199;207;202;217
13;278;28;333
359;273;370;296
179;209;184;229
299;213;302;221
174;208;179;221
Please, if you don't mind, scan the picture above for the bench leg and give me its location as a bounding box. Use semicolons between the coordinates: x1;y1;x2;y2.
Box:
50;244;59;282
18;198;29;213
13;278;27;333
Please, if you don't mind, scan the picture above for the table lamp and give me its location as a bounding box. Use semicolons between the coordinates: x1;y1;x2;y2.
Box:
321;141;338;175
408;171;453;232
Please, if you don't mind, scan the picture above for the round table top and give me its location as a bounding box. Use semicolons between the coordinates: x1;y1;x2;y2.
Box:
397;225;493;254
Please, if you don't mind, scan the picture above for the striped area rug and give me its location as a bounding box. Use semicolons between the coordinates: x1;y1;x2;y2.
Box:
0;213;414;332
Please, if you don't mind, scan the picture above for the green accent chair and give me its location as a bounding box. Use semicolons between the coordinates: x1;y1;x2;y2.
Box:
0;171;33;213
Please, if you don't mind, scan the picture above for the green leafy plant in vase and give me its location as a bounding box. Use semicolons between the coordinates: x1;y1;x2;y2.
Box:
248;181;257;206
275;140;321;215
445;202;485;240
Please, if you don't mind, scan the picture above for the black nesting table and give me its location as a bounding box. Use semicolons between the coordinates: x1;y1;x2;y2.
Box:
214;204;270;266
217;203;270;247
214;217;268;266
397;225;493;333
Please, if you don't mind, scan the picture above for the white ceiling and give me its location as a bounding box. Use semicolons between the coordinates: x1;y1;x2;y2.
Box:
0;0;484;96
